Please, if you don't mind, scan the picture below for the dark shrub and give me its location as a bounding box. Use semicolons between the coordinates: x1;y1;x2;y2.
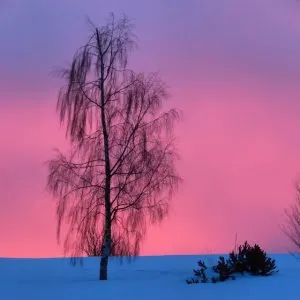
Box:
228;241;250;274
227;241;277;276
212;256;234;281
187;240;278;284
244;243;277;276
193;260;208;283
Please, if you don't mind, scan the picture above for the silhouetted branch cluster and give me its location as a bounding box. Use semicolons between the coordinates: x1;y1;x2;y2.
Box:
283;182;300;252
46;14;180;277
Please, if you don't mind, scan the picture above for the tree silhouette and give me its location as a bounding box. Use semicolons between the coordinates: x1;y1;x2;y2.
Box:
283;181;300;252
47;13;180;280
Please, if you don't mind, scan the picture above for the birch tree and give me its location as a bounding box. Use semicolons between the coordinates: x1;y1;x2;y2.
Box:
47;14;180;280
283;182;300;252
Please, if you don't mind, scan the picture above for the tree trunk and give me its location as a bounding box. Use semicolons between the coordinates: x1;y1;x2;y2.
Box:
99;255;109;280
99;227;111;280
99;196;112;280
99;112;112;279
98;35;112;280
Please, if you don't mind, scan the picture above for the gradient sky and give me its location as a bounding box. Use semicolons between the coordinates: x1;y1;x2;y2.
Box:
1;0;300;257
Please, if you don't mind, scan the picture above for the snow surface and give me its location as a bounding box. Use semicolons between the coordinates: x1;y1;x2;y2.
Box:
0;254;299;300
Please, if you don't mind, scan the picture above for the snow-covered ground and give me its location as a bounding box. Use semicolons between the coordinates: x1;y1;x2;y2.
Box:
1;254;299;300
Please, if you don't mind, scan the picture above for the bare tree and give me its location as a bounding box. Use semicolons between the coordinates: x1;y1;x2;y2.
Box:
83;226;123;257
283;182;300;252
46;14;180;280
83;227;102;257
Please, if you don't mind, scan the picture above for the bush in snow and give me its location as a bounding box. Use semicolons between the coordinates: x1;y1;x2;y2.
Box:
212;256;235;282
187;241;278;284
228;241;277;276
193;260;209;283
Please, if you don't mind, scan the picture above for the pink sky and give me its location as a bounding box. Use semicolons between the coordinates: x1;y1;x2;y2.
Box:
1;0;300;257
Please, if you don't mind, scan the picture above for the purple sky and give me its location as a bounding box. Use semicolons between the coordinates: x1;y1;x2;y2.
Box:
1;0;300;257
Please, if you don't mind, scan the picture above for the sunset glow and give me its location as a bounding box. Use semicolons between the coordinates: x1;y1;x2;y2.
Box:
1;0;300;257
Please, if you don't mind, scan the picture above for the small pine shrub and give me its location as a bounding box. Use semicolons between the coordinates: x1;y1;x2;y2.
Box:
193;260;208;283
228;241;250;274
187;240;278;284
228;241;277;276
212;256;233;281
244;243;277;276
